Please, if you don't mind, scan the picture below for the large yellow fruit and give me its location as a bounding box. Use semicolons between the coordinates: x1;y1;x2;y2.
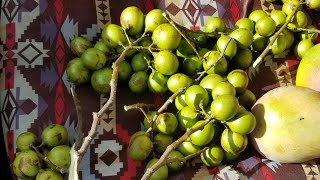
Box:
250;86;320;163
296;44;320;91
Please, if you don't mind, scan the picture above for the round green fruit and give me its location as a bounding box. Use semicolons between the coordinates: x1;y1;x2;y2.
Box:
270;10;287;27
145;9;167;32
202;50;228;75
177;141;201;156
91;67;113;94
298;25;318;42
221;129;248;154
232;48;253;69
167;150;185;171
94;41;110;54
238;89;257;110
148;71;168;94
294;39;314;60
212;81;236;99
154;133;174;154
47;145;71;169
16;132;38;151
42;124;68;148
66;58;91;85
227;69;249;94
226;111;257;134
252;33;268;52
175;94;187;110
118;61;133;82
131;53;150;72
210;94;239;121
235;18;254;32
102;24;126;48
177;106;200;131
81;48;108;70
216;35;237;59
13;150;41;178
204;17;226;33
143;111;159;132
128;132;152;161
182;55;203;75
36;168;63;180
306;0;320;9
129;71;148;94
248;10;267;23
201;145;224;167
167;73;193;93
199;74;224;96
287;11;308;31
70;36;92;57
156;113;178;135
185;85;209;110
282;0;302;16
255;16;276;37
230;28;253;49
190;120;215;146
152;23;181;50
154;50;179;75
120;6;144;36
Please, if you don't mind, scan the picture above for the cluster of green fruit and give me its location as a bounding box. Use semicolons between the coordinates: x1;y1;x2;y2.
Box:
12;124;70;180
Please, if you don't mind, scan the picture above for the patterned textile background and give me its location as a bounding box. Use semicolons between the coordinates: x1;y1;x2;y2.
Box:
1;0;320;179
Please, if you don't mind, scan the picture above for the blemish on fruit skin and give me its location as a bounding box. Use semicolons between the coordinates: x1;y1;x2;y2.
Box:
300;117;304;120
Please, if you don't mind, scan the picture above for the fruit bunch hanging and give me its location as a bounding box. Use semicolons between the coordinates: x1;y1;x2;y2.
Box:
12;0;320;179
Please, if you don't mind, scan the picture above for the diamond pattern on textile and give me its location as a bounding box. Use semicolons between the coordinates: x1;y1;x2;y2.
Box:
22;0;38;12
2;0;20;22
1;90;17;129
167;2;180;16
95;0;111;30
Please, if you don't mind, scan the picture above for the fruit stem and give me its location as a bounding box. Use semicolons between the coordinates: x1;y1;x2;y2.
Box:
141;117;215;180
194;37;232;83
70;84;84;151
162;12;201;59
31;145;68;174
252;4;300;68
166;146;209;164
288;27;320;34
124;103;156;111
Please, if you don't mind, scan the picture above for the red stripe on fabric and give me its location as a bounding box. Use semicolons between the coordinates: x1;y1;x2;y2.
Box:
116;123;142;180
55;80;65;124
54;0;64;27
255;156;274;180
144;0;155;13
5;23;15;90
229;0;240;22
287;56;299;72
55;33;65;76
6;130;14;162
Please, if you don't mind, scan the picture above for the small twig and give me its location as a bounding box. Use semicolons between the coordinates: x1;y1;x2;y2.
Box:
141;117;216;180
194;37;232;83
252;4;300;68
31;145;68;174
70;84;84;151
162;12;201;59
287;27;320;34
166;147;209;164
124;103;156;111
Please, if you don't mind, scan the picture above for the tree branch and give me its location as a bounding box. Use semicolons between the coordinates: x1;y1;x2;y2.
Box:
70;84;84;151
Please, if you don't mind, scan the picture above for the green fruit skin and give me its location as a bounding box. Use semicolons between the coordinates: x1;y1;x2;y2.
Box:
201;145;224;167
238;89;257;110
94;41;110;54
230;28;253;49
185;85;210;110
221;129;248;154
282;0;302;16
131;53;150;72
13;150;41;178
182;55;203;75
250;86;320;163
190;120;215;146
91;67;113;94
295;39;314;60
128;133;152;161
148;71;168;94
223;151;240;162
227;69;249;94
17;132;38;151
249;10;268;23
177;141;201;156
167;150;185;171
102;24;126;48
199;74;224;96
252;33;268;52
156;113;178;135
177;106;200;131
48;145;71;169
235;18;254;32
217;35;237;59
70;36;92;57
152;23;181;50
203;50;228;75
296;44;320;91
212;81;236;99
306;0;320;9
269;33;287;55
36;168;63;180
177;38;195;57
143;111;159;133
232;48;253;69
116;36;138;58
287;11;308;31
120;6;144;36
146;158;169;180
81;48;108;70
175;94;188;110
167;73;193;93
118;61;133;82
66;58;91;84
154;50;179;75
204;17;226;33
270;10;287;27
154;133;174;154
145;9;167;32
226;111;257;135
255;16;276;37
283;28;295;50
298;25;318;42
129;71;149;94
42;124;68;148
210;94;239;121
